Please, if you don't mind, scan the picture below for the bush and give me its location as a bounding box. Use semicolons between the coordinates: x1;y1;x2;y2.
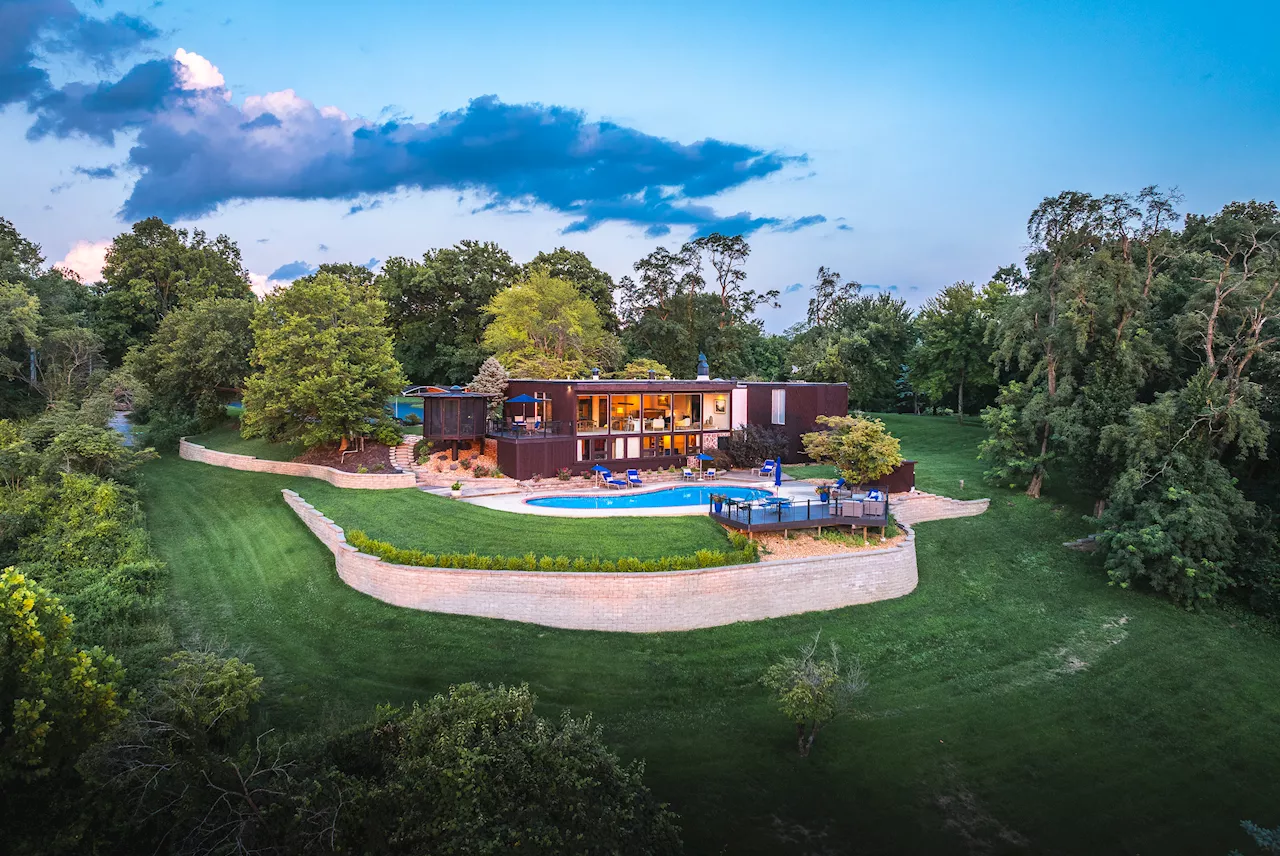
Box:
414;440;434;463
459;458;472;470
403;412;421;426
556;467;572;481
724;424;788;469
473;464;490;478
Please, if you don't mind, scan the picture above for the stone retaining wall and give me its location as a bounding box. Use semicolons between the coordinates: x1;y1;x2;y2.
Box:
890;494;990;525
180;439;417;489
283;489;919;632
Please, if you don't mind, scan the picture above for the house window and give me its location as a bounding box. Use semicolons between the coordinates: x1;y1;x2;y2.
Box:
771;389;786;425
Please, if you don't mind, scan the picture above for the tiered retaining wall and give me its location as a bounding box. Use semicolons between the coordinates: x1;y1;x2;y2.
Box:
890;494;990;525
283;489;920;632
180;439;416;489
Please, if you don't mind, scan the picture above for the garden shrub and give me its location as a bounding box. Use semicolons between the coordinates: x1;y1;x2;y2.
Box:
344;530;757;573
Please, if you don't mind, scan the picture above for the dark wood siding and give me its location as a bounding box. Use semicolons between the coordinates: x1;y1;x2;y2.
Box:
495;438;577;480
743;383;849;462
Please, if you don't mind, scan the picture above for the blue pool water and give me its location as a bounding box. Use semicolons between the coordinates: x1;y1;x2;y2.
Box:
527;486;770;510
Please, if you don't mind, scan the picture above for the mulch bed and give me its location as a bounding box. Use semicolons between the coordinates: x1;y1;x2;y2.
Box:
293;442;394;473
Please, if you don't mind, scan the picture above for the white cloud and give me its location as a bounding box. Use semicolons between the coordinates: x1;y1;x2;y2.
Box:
248;272;279;297
174;48;225;91
55;239;110;284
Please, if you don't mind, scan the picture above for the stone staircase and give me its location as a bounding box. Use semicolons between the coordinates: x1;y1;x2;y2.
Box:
392;436;433;487
889;491;990;525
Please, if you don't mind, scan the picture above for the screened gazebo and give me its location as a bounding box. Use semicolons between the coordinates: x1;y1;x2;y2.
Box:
416;389;494;460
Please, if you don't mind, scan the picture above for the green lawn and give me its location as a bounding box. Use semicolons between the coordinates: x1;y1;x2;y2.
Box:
298;482;734;560
188;424;303;461
141;414;1280;855
781;463;838;480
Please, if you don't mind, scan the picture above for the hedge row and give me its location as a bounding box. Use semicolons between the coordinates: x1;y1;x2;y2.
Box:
346;529;759;573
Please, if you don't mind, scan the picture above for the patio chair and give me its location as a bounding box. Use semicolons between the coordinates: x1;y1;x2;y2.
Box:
758;459;775;476
863;500;886;518
601;470;628;489
681;467;695;480
626;468;643;486
704;467;717;480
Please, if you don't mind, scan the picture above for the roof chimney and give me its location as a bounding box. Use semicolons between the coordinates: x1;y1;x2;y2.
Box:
647;369;656;380
696;352;710;381
591;367;600;379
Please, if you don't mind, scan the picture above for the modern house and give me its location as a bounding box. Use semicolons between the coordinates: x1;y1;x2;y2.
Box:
481;356;850;480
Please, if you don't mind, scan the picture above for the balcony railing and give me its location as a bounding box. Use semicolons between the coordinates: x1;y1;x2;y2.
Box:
488;419;569;439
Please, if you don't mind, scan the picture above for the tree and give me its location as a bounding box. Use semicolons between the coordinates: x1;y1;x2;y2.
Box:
801;415;903;486
691;233;778;326
912;281;996;422
335;683;682;854
0;567;126;783
469;356;509;418
527;247;620;332
379;240;521;384
95;217;251;363
242;272;407;450
760;632;866;757
483;269;622;378
608;358;672;379
129;296;255;441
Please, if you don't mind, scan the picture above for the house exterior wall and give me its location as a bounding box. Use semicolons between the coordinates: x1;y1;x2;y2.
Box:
743;382;849;462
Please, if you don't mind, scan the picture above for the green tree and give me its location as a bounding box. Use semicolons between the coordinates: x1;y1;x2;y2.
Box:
912;281;996;422
469;356;509;418
760;632;867;757
335;683;682;854
242;272;407;450
801;415;903;486
0;567;126;782
527;247;620;332
608;358;672;379
129;296;255;443
483;269;622;378
379;240;521;384
95;217;251;363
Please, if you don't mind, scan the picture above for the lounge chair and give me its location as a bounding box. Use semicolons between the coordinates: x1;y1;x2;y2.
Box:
601;469;627;489
834;478;846;490
704;467;717;480
758;459;776;477
682;467;695;480
626;468;643;486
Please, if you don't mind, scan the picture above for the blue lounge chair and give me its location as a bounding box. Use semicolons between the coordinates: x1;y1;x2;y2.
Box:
758;459;776;476
834;477;846;490
626;468;643;486
682;467;695;480
704;467;717;480
602;469;627;489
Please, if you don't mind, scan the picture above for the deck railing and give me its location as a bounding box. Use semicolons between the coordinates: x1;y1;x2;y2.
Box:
709;494;889;530
488;419;570;439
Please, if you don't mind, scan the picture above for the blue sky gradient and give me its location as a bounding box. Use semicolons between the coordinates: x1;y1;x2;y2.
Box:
3;0;1278;328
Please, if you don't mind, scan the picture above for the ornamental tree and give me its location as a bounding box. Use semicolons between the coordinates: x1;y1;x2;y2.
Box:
241;272;407;450
0;567;126;783
760;632;867;757
469;356;509;418
801;415;903;487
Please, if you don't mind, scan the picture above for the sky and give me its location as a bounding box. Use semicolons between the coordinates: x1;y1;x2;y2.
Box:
3;0;1279;331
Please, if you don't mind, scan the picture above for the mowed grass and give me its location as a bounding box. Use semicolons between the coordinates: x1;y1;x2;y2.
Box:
141;414;1280;855
299;482;734;559
189;424;303;461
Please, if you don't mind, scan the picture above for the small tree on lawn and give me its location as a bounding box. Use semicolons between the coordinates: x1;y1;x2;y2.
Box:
801;414;903;487
242;272;407;450
469;356;509;419
760;632;866;757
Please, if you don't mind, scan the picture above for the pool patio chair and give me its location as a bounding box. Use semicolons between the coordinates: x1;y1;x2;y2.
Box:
626;468;643;486
601;469;628;489
758;459;776;477
704;467;717;480
681;467;695;480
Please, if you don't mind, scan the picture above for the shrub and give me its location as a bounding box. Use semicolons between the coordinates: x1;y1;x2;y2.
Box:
473;464;490;478
415;441;434;463
556;467;572;481
491;466;503;478
450;481;462;491
530;472;542;482
724;424;788;469
357;465;368;474
403;412;421;426
459;457;472;470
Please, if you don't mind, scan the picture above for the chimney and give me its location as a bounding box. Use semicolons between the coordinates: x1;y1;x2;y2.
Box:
696;352;710;381
647;369;656;380
591;367;600;379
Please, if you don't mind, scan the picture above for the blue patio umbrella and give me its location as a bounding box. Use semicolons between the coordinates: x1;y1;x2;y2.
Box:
505;393;539;421
774;457;783;494
696;452;714;477
590;463;610;486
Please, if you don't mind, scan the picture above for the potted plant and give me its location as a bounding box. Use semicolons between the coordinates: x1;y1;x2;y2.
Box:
815;482;832;502
450;481;463;498
710;493;726;514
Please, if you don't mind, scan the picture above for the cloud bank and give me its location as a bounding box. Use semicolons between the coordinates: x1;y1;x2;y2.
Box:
12;4;830;238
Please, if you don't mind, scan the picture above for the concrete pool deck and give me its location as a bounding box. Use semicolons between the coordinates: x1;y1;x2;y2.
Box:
462;478;818;517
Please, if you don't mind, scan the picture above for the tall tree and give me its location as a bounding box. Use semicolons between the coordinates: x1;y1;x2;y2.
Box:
242;272;406;449
95;217;251;363
912;282;997;422
526;247;620;332
379;240;520;384
483;269;621;378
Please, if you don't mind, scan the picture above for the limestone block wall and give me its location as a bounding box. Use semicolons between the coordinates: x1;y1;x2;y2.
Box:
282;489;920;632
180;439;417;489
890;494;990;525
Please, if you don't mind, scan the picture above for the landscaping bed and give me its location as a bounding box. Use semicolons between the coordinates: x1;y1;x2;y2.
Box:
294;441;394;473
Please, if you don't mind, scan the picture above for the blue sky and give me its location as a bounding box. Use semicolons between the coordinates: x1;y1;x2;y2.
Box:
3;0;1278;330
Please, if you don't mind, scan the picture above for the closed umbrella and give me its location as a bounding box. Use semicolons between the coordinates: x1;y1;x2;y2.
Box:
774;457;783;494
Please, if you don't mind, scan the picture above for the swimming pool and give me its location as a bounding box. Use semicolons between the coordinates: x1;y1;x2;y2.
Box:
527;486;770;510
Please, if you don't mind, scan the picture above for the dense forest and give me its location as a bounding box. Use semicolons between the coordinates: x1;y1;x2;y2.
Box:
1;187;1277;852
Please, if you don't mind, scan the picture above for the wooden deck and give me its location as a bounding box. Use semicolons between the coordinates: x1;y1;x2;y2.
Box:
709;496;889;534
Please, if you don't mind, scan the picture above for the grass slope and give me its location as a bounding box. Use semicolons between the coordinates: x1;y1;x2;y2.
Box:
188;424;303;461
142;414;1280;855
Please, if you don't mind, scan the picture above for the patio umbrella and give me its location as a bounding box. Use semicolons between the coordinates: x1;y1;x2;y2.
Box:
591;463;610;486
696;452;714;478
505;393;539;421
774;457;783;494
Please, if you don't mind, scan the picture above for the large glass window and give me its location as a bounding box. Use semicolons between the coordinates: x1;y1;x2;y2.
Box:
771;389;786;425
642;394;673;432
610;395;641;432
578;438;608;461
576;395;608;434
705;392;730;430
671;394;702;430
641;434;675;458
673;434;701;456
